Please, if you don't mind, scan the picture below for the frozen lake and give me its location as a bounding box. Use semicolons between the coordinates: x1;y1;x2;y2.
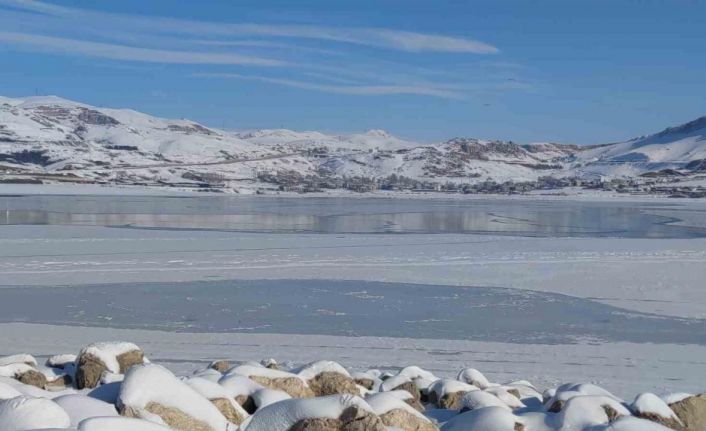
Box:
1;194;705;394
2;194;706;237
1;279;704;345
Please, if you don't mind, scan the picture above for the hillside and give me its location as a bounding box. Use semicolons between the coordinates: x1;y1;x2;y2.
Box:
1;95;705;193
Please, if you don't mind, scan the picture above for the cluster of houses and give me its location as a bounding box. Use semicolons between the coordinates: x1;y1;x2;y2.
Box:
252;169;706;198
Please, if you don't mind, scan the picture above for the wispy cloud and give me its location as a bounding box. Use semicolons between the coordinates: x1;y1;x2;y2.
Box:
195;73;463;99
0;0;498;54
0;0;524;100
0;31;284;66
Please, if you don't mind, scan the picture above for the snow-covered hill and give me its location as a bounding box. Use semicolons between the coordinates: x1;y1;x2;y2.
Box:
572;116;706;178
1;95;705;191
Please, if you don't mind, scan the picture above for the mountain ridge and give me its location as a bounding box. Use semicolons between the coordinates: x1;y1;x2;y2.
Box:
1;95;705;192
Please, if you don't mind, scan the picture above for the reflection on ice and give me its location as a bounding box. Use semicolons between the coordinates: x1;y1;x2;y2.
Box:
1;195;705;238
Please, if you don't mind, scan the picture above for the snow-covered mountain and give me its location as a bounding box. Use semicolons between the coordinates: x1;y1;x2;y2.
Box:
571;116;706;178
0;95;704;191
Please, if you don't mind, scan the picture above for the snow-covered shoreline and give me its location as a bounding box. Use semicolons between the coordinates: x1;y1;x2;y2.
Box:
0;324;704;431
2;182;706;204
2;322;705;399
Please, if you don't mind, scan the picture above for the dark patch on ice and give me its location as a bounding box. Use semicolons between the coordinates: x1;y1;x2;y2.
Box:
0;279;703;345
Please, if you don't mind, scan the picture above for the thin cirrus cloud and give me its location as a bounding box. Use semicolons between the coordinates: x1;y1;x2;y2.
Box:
0;32;284;66
0;0;514;100
0;0;499;54
194;73;464;100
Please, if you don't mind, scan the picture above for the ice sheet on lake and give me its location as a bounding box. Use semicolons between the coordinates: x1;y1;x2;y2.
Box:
0;279;703;345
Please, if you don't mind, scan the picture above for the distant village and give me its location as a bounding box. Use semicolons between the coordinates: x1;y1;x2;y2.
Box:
253;170;706;198
2;162;705;198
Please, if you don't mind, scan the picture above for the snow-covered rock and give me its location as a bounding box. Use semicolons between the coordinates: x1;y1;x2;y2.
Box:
78;416;173;431
46;354;77;370
630;392;682;429
0;382;23;400
365;392;437;431
208;360;230;373
295;361;359;397
242;394;385;431
0;362;47;389
186;376;250;425
457;368;492;389
75;341;145;389
225;364;314;398
0;354;38;367
53;393;118;427
0;396;71;431
554;395;630;430
441;406;522;431
428;379;478;410
667;393;706;431
459;390;511;412
117;364;236;431
251;388;292;409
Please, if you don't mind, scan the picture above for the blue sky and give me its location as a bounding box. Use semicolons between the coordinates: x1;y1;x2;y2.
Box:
0;0;704;144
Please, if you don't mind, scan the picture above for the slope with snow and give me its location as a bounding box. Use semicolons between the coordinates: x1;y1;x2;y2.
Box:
572;116;706;178
2;95;706;189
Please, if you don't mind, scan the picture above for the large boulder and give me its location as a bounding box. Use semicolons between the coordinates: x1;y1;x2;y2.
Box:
459;390;512;412
118;364;236;431
441;406;523;431
243;394;385;431
297;361;359;397
669;394;706;431
75;341;145;389
555;395;630;430
226;364;314;398
0;362;48;389
15;368;47;389
218;374;268;414
366;392;438;431
457;368;492;389
631;392;683;430
46;354;77;370
186;376;250;425
545;382;623;413
351;371;380;391
208;360;230;373
289;405;384;431
428;379;478;410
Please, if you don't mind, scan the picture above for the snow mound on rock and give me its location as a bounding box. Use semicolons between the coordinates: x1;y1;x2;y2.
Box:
0;354;38;367
118;364;235;431
53;394;118;427
0;395;71;431
78;342;143;374
78;416;173;431
242;394;375;431
295;360;351;380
